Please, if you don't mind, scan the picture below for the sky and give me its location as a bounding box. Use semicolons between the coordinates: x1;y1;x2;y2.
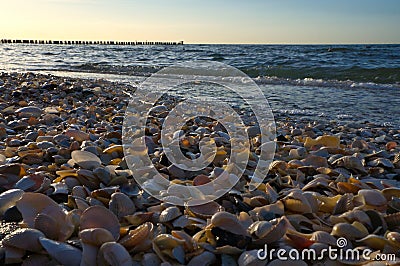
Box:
0;0;399;44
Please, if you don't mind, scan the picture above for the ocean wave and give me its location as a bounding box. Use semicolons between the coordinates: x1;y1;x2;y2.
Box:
254;76;400;90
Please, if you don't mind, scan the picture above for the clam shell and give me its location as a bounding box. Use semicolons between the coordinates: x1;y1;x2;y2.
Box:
109;192;135;219
34;213;59;240
333;156;366;174
2;228;45;252
79;228;115;246
211;211;249;236
310;231;337;246
187;251;216;266
186;200;224;219
331;223;368;240
119;222;153;250
251;216;289;245
248;221;273;239
16;192;74;241
0;189;24;215
356;234;389;250
159;206;182;222
71;150;102;170
39;237;82;266
80;205;120;241
124;212;154;226
384;212;400;229
357;189;387;209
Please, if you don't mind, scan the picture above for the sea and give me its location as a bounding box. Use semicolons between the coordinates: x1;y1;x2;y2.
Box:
1;44;399;128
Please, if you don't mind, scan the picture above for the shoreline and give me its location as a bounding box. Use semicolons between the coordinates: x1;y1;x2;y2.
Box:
0;72;399;264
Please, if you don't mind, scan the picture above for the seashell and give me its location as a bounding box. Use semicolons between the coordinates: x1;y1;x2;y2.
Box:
79;228;115;246
268;160;288;175
124;212;154;226
159;206;182;222
34;213;59;240
331;209;372;228
384;212;400;229
80;241;99;266
39;237;82;266
264;183;278;204
251;216;289;245
15;173;51;192
77;169;100;190
171;230;196;252
248;221;273;239
103;145;123;154
16;192;74;241
210;211;249;236
368;158;394;168
80;205;120;241
152;234;185;263
304;135;340;149
337;182;361;194
215;245;244;255
286;233;315;249
93;167;111;185
356;234;389;250
71;150;102;170
357;189;387;211
187;251;216;266
109;192;135;219
301;155;328;168
310;231;337;246
186;200;224;219
331;222;368;240
64;129;89;142
250;200;285;217
119;222;153;251
332;156;367;174
386;232;400;248
0;189;24;215
238;249;266;266
332;193;354;214
382;187;400;201
2;228;45;252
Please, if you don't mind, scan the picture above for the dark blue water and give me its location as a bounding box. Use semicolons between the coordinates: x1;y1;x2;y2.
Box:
1;44;399;127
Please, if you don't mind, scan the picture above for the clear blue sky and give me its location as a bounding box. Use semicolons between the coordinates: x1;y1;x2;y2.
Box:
1;0;399;43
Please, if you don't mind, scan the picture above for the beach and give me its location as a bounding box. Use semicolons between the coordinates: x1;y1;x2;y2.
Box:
0;71;399;265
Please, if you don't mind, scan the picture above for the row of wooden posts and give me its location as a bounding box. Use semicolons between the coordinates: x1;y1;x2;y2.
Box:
0;39;184;45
